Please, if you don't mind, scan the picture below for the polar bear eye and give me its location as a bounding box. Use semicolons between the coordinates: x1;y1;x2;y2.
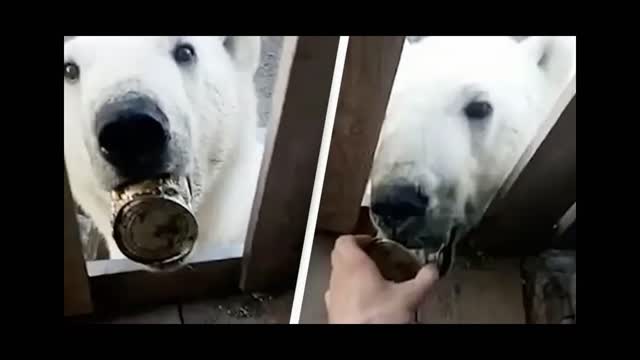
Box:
464;101;493;120
64;62;80;82
173;43;197;65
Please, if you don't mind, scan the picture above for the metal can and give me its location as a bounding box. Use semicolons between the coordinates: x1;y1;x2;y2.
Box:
364;238;425;283
111;176;198;266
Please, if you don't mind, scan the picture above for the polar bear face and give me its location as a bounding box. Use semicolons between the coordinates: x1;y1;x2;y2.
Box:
369;36;575;252
64;36;261;256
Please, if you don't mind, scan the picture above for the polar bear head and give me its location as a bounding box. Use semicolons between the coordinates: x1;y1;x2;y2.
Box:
64;36;262;261
369;36;576;252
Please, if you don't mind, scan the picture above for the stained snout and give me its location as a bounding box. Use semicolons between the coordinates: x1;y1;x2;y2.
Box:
370;182;461;251
371;183;429;231
95;94;170;180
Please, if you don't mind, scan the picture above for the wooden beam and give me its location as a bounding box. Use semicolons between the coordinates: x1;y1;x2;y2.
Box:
76;244;244;314
553;202;576;249
64;164;93;316
466;79;576;255
240;36;341;291
417;259;525;324
298;232;525;324
298;232;336;324
316;36;406;234
555;202;576;238
95;305;182;324
88;257;241;313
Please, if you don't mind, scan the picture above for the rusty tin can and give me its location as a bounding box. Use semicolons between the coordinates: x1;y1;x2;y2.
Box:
365;238;455;282
111;176;198;266
364;238;425;283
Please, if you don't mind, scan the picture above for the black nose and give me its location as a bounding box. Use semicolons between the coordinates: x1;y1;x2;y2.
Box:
371;184;429;224
95;94;170;179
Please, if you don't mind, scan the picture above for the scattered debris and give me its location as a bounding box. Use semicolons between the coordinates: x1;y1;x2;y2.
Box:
208;293;275;319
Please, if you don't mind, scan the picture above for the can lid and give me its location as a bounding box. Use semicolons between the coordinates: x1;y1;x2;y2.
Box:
111;178;198;266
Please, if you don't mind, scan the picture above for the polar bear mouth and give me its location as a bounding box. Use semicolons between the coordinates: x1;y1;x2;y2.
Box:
371;209;460;254
416;226;459;253
367;225;460;278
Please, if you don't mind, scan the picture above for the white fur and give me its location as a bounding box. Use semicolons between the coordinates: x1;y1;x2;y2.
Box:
64;36;264;264
367;36;576;240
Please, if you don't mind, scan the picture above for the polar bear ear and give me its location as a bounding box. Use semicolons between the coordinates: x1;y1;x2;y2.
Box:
521;36;576;86
223;36;261;75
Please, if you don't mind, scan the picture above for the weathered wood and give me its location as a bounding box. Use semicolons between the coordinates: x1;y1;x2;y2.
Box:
317;36;406;234
86;242;243;276
298;232;336;324
76;291;293;324
97;305;182;324
298;232;525;324
556;203;576;237
467;84;576;255
240;36;341;291
89;257;241;313
554;220;576;250
64;164;93;316
417;258;525;324
553;203;576;249
181;290;294;324
522;250;576;324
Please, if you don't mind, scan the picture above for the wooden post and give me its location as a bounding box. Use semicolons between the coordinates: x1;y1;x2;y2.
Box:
555;202;576;238
240;36;341;291
553;202;576;249
64;164;93;316
89;257;241;312
316;36;406;234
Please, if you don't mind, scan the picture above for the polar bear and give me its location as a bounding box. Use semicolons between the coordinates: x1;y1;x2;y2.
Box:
64;36;264;269
367;36;576;253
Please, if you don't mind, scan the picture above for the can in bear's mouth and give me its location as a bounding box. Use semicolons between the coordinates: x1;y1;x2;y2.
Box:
364;238;424;283
110;176;198;266
364;238;453;282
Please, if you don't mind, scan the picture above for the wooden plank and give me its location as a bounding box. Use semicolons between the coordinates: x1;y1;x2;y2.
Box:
64;164;93;316
298;232;524;324
316;36;406;234
86;242;243;277
417;259;525;324
240;36;341;291
466;85;576;255
554;220;576;250
82;241;243;313
182;290;294;324
96;305;181;324
298;232;336;324
89;257;241;313
555;202;576;238
553;202;576;249
83;291;293;324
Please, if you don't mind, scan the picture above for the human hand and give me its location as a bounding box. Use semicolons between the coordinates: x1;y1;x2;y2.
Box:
325;235;439;324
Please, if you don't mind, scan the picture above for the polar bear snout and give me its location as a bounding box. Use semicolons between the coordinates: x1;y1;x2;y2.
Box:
370;183;432;247
95;93;171;180
371;184;429;221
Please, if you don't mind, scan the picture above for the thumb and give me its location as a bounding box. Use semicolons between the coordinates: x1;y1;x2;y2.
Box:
396;264;439;309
